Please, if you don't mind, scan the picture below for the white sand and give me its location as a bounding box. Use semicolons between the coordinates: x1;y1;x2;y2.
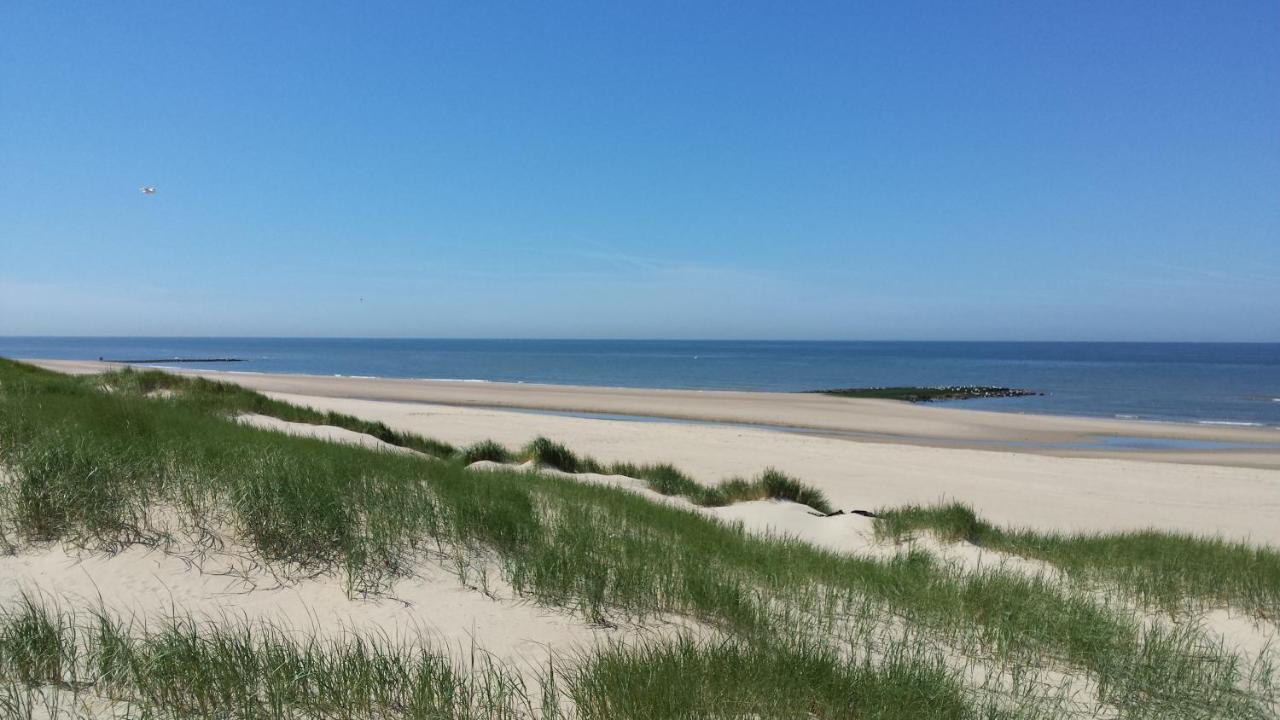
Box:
235;412;425;456
0;542;646;670
30;359;1280;469
257;392;1280;546
31;360;1280;541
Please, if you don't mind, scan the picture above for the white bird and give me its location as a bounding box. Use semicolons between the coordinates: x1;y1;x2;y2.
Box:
140;186;156;195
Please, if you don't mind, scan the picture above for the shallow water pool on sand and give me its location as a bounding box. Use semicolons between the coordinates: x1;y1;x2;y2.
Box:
482;407;1280;453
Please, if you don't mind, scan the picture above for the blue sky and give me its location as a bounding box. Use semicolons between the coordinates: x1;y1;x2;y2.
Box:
2;2;1277;340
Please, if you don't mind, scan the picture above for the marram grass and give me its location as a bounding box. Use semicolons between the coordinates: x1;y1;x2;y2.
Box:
875;501;1280;619
0;598;1009;720
88;364;838;513
519;435;834;513
0;358;1276;718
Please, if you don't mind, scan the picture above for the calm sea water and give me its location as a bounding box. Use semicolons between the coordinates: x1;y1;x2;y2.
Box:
2;338;1278;427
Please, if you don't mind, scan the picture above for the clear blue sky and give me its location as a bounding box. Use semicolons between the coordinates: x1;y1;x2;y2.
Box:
2;2;1277;340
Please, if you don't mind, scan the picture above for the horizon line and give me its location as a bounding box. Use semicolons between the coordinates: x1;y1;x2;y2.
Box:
2;335;1278;345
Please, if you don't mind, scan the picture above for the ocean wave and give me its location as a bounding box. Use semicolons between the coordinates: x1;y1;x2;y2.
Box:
1197;420;1265;427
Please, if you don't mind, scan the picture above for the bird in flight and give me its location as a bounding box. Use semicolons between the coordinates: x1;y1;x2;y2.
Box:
139;186;156;195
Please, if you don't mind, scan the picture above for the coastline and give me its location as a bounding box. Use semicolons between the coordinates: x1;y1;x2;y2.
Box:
5;357;1279;716
8;340;1277;429
21;360;1280;544
27;358;1280;456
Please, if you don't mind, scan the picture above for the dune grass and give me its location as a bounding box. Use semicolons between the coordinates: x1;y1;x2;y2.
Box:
876;502;1280;619
518;436;834;514
100;365;460;458
460;439;515;465
567;636;985;720
88;365;837;514
0;358;1276;717
0;597;538;719
0;598;1014;720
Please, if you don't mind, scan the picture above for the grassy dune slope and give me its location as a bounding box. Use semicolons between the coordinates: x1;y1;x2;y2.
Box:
876;502;1280;620
0;359;1276;718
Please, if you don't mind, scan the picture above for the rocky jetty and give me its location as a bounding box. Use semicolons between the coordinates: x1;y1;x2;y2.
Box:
813;386;1043;403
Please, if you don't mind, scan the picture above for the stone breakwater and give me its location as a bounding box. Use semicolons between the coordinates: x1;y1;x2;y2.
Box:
813;386;1043;403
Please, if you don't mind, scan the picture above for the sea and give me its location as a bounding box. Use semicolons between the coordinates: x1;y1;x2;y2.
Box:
2;338;1278;428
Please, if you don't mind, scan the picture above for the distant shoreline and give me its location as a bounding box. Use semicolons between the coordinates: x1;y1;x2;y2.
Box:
25;359;1280;470
24;355;1277;431
4;338;1277;428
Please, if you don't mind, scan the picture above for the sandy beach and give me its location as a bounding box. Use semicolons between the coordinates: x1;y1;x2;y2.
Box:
4;358;1279;716
29;359;1280;544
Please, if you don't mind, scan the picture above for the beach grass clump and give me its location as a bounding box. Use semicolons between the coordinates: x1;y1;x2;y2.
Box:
876;501;1280;618
702;477;757;506
699;470;834;514
0;598;68;687
612;462;703;497
0;599;536;719
326;414;458;459
568;636;995;720
0;599;1025;720
96;366;183;397
521;436;586;472
876;502;988;544
759;467;832;512
96;366;459;459
460;439;514;465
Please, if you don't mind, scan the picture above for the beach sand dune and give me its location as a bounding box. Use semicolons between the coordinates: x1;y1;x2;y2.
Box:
5;363;1278;717
27;359;1280;543
265;390;1280;546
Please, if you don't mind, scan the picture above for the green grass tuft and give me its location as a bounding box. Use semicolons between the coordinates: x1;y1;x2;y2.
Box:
96;366;460;459
876;501;1280;618
0;599;535;719
699;470;834;514
0;597;69;687
460;439;514;465
760;467;832;513
521;436;584;472
569;636;996;720
81;365;838;514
